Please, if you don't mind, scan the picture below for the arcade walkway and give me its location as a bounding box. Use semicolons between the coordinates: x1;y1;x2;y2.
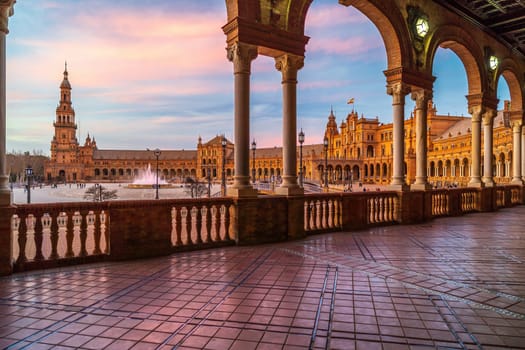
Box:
1;207;525;350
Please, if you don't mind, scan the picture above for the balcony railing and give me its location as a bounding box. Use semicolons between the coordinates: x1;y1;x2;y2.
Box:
6;185;523;274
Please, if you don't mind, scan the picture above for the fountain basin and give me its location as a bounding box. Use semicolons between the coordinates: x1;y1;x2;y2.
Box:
127;183;173;189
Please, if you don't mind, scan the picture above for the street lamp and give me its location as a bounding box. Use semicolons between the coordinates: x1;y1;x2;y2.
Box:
25;166;33;204
221;135;227;196
147;148;161;199
298;129;305;187
323;136;329;190
251;139;257;184
207;165;211;198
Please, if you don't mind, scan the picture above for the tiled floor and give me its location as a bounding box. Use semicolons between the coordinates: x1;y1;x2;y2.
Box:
2;207;525;349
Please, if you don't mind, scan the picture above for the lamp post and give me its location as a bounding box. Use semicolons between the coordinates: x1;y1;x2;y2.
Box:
251;139;257;184
323;136;329;190
207;165;211;198
147;148;161;199
25;166;33;204
221;135;227;196
298;129;305;187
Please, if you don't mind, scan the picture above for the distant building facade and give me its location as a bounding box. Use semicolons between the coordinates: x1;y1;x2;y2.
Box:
45;68;514;187
321;101;513;187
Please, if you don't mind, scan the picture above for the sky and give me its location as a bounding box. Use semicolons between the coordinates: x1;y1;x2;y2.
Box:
6;0;511;155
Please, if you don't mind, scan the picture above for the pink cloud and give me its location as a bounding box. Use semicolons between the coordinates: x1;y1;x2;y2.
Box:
7;6;231;95
300;79;352;90
306;4;367;30
308;36;383;56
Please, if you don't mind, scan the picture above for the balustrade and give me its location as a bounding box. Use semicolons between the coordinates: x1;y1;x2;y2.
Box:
366;193;397;224
171;202;232;247
460;190;479;212
431;190;449;216
304;195;342;233
11;204;109;271
496;188;506;208
511;187;522;205
6;185;523;274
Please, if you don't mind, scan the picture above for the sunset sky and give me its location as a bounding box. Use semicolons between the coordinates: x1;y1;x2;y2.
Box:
6;0;511;155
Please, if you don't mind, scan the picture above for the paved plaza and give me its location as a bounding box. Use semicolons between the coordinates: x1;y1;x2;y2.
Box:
1;207;525;349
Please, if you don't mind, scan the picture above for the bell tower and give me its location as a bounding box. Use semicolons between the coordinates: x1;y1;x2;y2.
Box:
48;63;80;181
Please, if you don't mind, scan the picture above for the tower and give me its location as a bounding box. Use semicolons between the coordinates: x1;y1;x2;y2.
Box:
48;63;80;181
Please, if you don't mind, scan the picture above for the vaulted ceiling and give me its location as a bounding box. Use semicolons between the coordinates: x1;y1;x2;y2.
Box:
435;0;525;57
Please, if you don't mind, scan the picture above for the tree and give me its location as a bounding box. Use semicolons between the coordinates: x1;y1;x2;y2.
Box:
184;177;207;198
84;185;118;202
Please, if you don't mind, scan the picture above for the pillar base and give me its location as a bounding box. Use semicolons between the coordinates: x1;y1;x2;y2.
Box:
275;185;304;196
0;188;12;206
511;178;524;186
468;180;485;188
388;183;409;192
482;178;495;187
227;187;258;198
410;183;432;191
0;205;15;276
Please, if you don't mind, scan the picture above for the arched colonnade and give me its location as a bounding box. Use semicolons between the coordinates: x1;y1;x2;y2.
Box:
222;0;525;196
0;1;524;204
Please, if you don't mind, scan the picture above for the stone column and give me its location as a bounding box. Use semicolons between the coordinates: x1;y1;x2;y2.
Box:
275;54;304;196
522;127;525;182
482;109;496;187
411;89;432;191
227;43;258;197
512;121;523;184
0;1;15;276
468;106;484;187
387;82;410;191
0;3;13;206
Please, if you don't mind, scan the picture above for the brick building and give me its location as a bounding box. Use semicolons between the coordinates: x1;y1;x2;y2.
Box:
44;66;514;188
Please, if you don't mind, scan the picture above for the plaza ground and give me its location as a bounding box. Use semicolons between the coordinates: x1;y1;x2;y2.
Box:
1;206;525;349
11;183;222;204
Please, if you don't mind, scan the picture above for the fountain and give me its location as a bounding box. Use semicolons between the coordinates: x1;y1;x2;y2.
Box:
127;164;172;189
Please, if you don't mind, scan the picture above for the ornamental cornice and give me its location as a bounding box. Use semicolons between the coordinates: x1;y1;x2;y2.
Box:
0;0;15;34
466;93;499;112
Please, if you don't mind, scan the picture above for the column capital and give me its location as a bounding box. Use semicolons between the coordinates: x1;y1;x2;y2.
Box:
275;54;304;83
411;89;433;110
0;1;15;34
226;42;258;74
482;108;497;125
468;105;485;121
511;120;522;131
387;82;410;105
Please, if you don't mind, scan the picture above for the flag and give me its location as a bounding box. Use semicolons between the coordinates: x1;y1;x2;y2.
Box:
347;98;355;104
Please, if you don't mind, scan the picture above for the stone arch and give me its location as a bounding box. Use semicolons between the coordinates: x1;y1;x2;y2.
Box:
426;24;486;96
352;165;360;180
224;0;410;68
336;0;411;69
498;58;524;113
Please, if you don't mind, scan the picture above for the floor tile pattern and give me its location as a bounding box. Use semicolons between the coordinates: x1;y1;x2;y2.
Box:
1;207;525;349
